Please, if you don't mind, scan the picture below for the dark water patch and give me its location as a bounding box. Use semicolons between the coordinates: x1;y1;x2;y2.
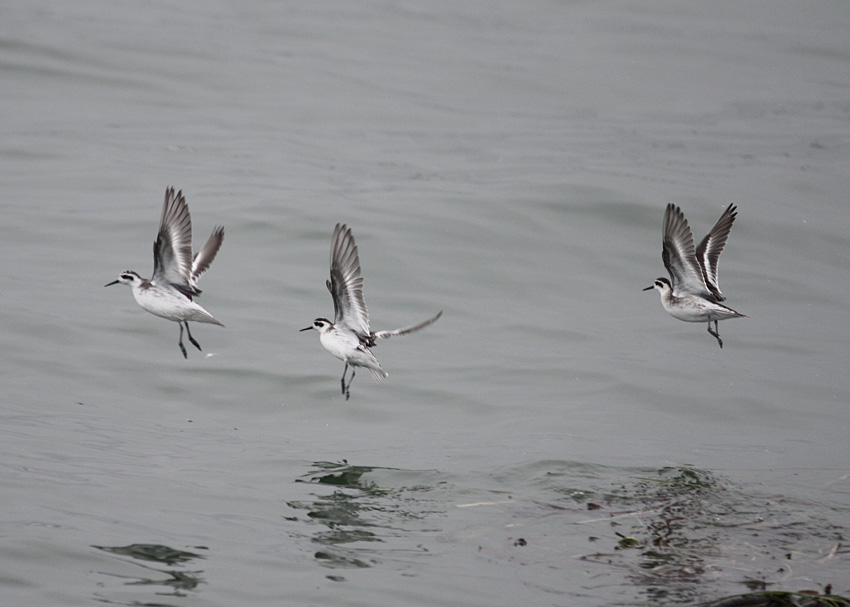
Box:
286;461;447;571
296;460;383;490
283;461;848;603
568;466;848;604
92;544;206;605
93;544;205;565
700;591;850;607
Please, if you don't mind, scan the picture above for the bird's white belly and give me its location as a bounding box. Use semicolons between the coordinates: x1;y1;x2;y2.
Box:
135;291;184;321
319;332;350;362
320;332;382;369
319;331;361;361
663;296;739;323
663;298;711;323
134;288;213;323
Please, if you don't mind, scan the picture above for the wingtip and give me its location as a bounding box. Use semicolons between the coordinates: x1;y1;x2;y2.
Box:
163;185;186;208
663;202;682;219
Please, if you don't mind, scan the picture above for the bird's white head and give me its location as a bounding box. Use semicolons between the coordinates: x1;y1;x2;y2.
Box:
105;271;143;289
643;277;672;295
300;318;334;334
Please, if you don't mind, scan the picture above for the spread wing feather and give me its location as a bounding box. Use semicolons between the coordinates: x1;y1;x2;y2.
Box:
662;203;714;300
152;187;197;298
192;226;224;283
326;223;372;340
695;204;737;301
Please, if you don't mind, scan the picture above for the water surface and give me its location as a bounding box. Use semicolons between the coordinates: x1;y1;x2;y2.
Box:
2;1;849;605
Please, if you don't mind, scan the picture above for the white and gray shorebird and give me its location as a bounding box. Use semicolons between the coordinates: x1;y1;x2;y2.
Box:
644;203;746;348
106;187;224;358
301;223;442;400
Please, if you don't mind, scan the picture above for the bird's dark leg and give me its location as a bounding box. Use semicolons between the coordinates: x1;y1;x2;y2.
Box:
340;362;349;396
178;323;188;359
184;322;202;352
346;368;356;401
707;320;723;349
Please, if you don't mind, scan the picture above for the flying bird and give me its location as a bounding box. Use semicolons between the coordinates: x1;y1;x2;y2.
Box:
106;187;224;358
301;223;442;399
644;203;745;348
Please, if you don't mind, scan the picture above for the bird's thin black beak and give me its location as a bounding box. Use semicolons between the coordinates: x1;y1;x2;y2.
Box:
299;326;313;332
642;285;654;291
105;280;119;287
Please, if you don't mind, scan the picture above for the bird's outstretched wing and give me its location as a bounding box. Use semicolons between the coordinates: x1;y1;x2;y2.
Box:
695;204;737;302
152;187;197;297
192;226;224;284
326;223;371;340
374;310;443;340
662;203;712;300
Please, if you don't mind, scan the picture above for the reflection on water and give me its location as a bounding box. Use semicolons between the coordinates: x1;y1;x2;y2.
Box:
3;1;850;604
92;543;206;605
563;466;847;604
284;461;849;603
287;461;442;577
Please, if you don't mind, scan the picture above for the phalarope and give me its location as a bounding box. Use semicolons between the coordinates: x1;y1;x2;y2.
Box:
644;203;746;348
301;223;442;400
106;187;224;358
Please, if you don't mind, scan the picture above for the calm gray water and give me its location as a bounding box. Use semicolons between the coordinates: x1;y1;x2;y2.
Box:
2;1;849;605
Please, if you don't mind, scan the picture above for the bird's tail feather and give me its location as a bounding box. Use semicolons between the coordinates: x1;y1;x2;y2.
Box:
368;366;389;382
